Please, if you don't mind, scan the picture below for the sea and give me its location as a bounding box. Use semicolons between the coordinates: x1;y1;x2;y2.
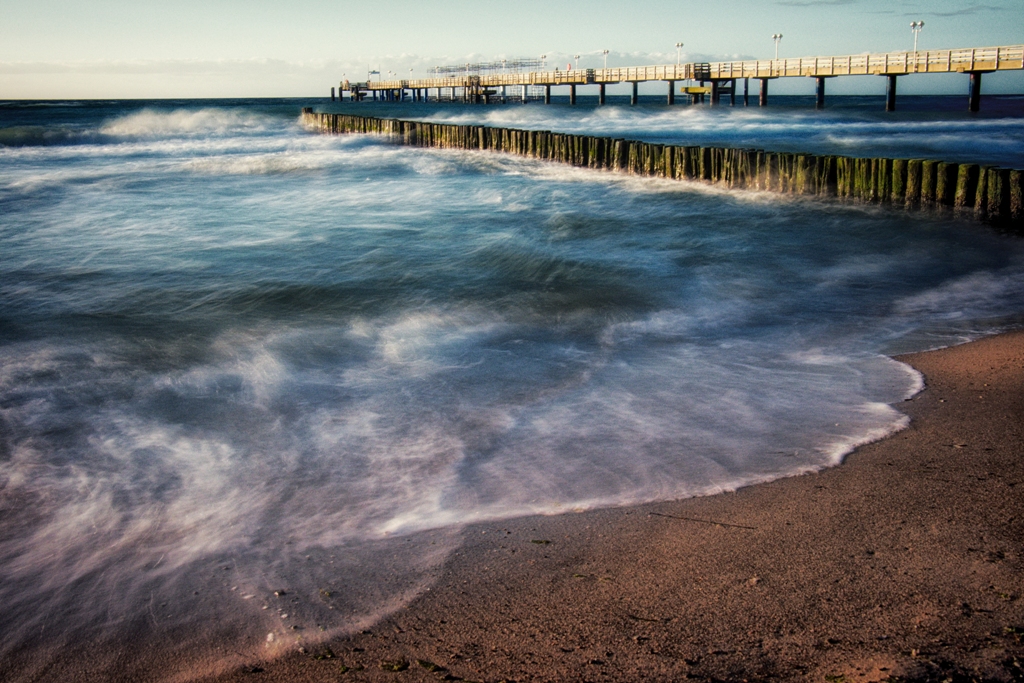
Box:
2;94;1023;679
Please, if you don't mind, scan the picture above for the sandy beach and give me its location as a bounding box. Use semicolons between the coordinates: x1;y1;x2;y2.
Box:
194;331;1023;682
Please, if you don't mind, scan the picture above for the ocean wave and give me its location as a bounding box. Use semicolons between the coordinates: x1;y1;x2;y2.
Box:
99;107;278;140
0;124;81;147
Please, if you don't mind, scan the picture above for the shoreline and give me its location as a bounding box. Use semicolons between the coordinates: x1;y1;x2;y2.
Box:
207;330;1024;682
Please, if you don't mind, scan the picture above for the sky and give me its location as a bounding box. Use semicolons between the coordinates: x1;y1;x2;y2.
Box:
1;0;1021;99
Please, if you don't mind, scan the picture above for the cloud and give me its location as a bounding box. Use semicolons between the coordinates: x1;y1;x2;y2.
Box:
775;0;858;6
921;4;1006;16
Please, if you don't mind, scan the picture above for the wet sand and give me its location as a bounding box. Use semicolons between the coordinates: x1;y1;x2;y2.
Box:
200;330;1024;683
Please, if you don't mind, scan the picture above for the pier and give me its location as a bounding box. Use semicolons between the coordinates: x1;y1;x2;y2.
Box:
303;109;1022;230
336;45;1024;111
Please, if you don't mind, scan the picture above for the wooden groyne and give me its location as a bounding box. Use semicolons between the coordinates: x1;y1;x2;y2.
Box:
301;109;1023;230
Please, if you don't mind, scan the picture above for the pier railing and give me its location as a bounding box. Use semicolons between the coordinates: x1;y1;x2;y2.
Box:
357;45;1023;91
708;45;1024;79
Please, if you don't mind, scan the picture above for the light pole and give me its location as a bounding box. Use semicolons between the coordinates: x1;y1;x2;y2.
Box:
540;54;547;69
676;42;684;65
910;21;924;53
574;54;580;70
603;49;609;70
772;34;783;60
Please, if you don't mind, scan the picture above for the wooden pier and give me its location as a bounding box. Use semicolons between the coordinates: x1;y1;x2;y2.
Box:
336;44;1024;111
303;109;1023;230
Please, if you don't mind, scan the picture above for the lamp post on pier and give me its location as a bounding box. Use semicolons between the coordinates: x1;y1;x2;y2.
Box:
911;21;924;53
603;49;609;69
676;42;684;65
772;34;783;60
574;54;580;70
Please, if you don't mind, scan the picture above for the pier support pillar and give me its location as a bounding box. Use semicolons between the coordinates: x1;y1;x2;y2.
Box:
667;81;675;105
710;80;721;105
599;83;606;105
968;71;983;112
759;78;769;106
730;79;736;106
544;85;551;104
631;81;638;106
331;87;336;101
570;84;576;105
815;77;826;109
522;84;528;103
744;77;749;106
885;74;897;111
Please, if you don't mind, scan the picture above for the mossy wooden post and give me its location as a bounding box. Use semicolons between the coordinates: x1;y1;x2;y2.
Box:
822;156;838;196
891;158;908;204
698;148;711;181
875;158;892;203
905;160;922;206
954;164;980;213
765;153;779;192
985;167;1009;223
1009;170;1024;227
835;157;849;197
935;162;954;206
754;151;767;190
974;166;990;216
920;160;938;204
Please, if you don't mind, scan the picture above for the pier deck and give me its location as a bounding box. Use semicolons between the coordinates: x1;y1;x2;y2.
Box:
338;45;1024;111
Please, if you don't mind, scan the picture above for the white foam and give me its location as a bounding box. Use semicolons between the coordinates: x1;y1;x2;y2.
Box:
100;107;274;139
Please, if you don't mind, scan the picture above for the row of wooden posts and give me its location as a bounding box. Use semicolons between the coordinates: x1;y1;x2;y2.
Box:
301;109;1023;229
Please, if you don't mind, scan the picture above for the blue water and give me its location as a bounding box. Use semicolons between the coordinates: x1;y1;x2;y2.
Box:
1;96;1024;679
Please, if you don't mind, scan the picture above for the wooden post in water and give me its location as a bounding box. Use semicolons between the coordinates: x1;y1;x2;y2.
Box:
885;75;898;112
331;87;336;101
968;72;983;112
906;159;923;206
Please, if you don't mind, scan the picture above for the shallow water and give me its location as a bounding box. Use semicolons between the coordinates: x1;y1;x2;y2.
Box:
1;97;1023;678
